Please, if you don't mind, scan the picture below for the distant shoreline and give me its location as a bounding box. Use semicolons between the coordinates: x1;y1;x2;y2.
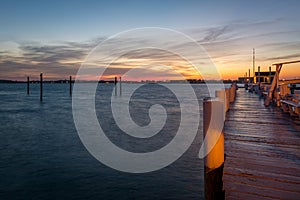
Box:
0;79;235;84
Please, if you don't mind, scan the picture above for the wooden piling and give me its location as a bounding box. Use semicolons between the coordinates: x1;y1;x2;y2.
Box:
215;89;226;120
40;73;43;101
225;88;230;111
27;76;29;95
248;69;251;82
69;75;72;96
258;66;261;84
114;76;117;96
229;87;234;103
203;98;225;200
119;76;122;96
229;84;236;103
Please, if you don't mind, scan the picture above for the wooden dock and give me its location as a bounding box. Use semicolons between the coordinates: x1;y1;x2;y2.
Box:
223;89;300;200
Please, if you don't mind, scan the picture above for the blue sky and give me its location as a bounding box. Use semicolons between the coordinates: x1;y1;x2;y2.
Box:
1;0;299;41
1;0;300;80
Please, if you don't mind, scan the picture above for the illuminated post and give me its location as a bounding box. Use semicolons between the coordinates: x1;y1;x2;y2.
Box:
225;88;230;111
215;89;226;120
40;73;43;101
203;97;225;200
229;84;235;103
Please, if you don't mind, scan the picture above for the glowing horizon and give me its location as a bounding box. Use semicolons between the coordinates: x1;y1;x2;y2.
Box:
1;1;300;81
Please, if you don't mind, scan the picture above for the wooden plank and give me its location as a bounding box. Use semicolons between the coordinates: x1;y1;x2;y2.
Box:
225;166;300;185
226;190;278;200
224;174;300;196
224;181;299;200
281;100;300;107
223;89;300;200
273;60;300;65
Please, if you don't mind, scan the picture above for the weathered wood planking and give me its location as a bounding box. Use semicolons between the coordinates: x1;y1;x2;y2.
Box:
223;89;300;200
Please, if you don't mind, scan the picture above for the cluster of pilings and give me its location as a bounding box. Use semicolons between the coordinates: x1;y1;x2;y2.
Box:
203;82;237;200
27;74;123;101
26;73;73;101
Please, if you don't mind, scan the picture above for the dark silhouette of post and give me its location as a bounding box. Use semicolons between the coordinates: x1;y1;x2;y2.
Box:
40;73;43;101
248;69;251;82
258;66;261;84
69;75;72;96
119;76;122;96
253;48;255;80
114;76;117;96
269;66;272;83
27;76;30;95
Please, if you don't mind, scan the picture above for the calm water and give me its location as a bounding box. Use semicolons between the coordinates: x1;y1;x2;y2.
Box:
0;83;223;200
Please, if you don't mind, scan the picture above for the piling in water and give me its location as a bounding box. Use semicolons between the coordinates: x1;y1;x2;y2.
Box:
119;76;122;96
69;75;72;96
114;76;117;96
258;66;261;84
27;76;29;95
40;73;43;101
203;98;225;200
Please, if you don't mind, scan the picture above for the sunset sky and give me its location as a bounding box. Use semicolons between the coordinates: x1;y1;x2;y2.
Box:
1;0;300;81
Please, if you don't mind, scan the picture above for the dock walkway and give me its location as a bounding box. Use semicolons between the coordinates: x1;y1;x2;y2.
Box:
223;89;300;200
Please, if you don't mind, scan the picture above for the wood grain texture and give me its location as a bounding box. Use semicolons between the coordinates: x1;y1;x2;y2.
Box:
223;89;300;200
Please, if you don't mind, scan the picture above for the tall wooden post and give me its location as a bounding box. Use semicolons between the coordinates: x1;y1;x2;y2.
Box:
215;89;226;120
119;76;122;96
225;88;230;111
69;75;72;96
40;73;43;101
248;69;251;83
258;66;261;84
253;48;255;82
229;85;235;103
114;76;117;96
203;98;225;200
276;65;281;107
27;76;30;95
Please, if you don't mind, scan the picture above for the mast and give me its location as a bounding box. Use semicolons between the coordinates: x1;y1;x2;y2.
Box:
253;48;255;83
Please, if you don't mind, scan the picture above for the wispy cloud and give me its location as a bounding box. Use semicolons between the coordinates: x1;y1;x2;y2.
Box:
1;18;300;80
0;39;99;80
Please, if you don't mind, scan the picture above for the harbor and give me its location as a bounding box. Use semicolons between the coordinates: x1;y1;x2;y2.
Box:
2;1;300;199
1;72;299;199
238;59;300;119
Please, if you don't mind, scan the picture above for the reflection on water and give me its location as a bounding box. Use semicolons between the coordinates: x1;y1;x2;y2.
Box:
0;83;224;199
